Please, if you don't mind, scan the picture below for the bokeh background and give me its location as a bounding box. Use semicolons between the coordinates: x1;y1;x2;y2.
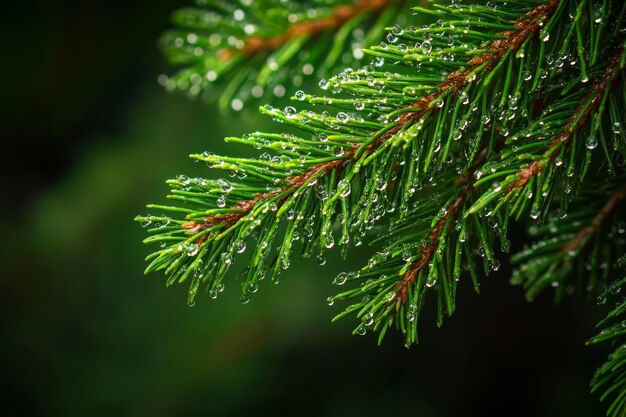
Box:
0;1;612;416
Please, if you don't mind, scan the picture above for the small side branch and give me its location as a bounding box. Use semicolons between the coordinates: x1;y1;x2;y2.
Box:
562;184;626;254
508;49;625;191
218;0;394;60
394;146;489;303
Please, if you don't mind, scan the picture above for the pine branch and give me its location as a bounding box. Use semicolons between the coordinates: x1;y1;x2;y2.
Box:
562;184;626;255
470;43;626;219
508;52;624;190
138;0;626;413
139;0;626;357
159;0;407;110
511;178;626;300
218;0;392;60
587;271;626;417
325;139;506;344
184;0;559;239
395;145;489;304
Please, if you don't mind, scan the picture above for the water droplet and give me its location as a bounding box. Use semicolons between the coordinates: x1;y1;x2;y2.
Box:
613;122;622;134
458;91;469;105
295;90;305;101
336;112;349;123
338;178;351;198
221;252;233;265
356;325;366;336
407;303;417;322
333;272;348;285
500;238;511;253
585;135;598;150
217;178;233;192
186;243;199;257
284;106;297;118
376;177;388;191
594;3;603;23
235;240;246;253
386;33;398;43
490;258;500;272
240;294;250;304
316;255;327;265
363;312;374;326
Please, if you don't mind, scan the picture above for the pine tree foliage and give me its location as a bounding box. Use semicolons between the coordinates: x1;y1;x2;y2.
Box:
138;0;626;413
588;270;626;416
158;0;408;110
511;180;626;302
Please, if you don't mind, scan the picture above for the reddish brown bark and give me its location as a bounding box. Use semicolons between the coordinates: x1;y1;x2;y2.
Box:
507;51;624;191
218;0;393;60
561;184;626;254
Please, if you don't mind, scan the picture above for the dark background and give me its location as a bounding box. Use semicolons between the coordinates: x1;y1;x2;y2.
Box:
0;1;610;416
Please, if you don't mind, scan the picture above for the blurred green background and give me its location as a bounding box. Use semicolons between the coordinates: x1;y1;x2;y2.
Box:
0;1;612;416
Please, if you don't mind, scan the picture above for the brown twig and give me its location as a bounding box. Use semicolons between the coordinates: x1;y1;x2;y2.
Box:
394;144;490;303
182;160;343;234
507;50;624;191
184;0;559;238
561;184;626;254
218;0;394;61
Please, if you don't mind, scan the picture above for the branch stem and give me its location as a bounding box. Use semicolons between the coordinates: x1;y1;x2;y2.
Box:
561;184;626;254
507;48;625;191
186;0;560;238
394;144;490;303
218;0;395;60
